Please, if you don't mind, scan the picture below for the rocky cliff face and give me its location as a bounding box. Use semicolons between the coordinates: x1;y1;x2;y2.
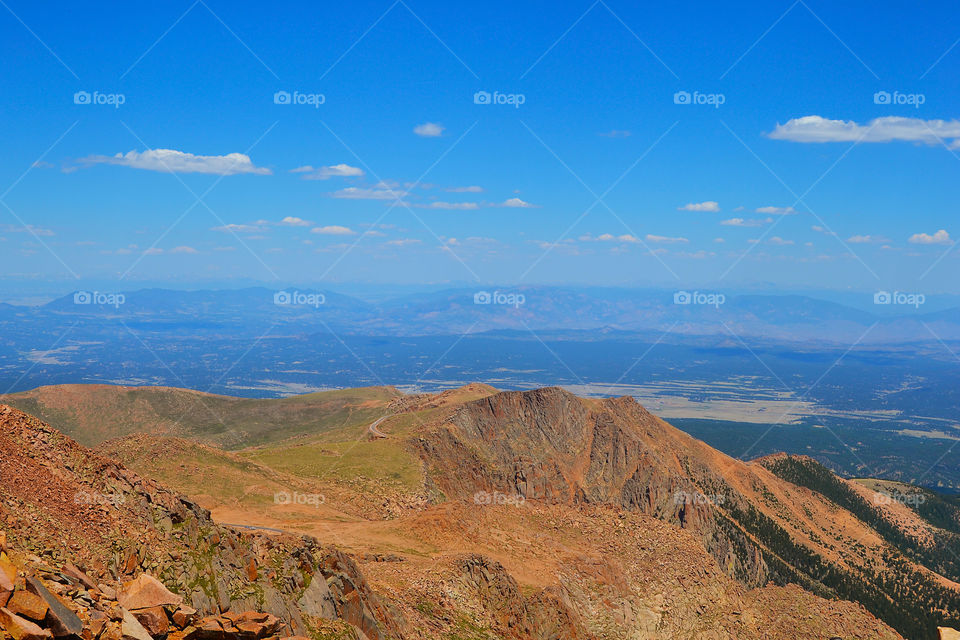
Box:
411;388;767;586
0;404;402;640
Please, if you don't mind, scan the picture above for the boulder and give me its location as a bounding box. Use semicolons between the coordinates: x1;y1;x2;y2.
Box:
120;610;153;640
940;628;960;640
0;607;53;640
62;565;97;591
7;591;49;622
171;606;198;628
132;606;169;637
25;578;83;637
119;575;183;612
0;553;18;590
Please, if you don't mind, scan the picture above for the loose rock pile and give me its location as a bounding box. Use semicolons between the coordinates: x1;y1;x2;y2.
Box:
0;533;301;640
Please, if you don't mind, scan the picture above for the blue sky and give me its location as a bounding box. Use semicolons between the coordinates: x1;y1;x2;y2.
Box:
2;0;959;294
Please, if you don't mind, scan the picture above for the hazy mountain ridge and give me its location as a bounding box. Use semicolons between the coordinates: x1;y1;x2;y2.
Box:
4;286;960;343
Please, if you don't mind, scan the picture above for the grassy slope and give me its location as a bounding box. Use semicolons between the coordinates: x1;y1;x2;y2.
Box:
1;384;401;448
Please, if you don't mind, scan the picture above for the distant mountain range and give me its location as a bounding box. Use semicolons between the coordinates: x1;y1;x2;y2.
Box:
7;286;960;345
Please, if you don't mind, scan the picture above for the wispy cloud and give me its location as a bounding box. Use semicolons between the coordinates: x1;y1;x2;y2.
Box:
847;234;888;244
311;225;356;235
580;233;640;243
646;234;688;244
769;115;960;148
755;206;796;215
211;223;266;233
721;217;772;227
291;163;364;180
413;122;445;137
1;224;54;236
445;185;483;193
678;201;720;212
331;187;407;201
598;129;631;138
419;201;480;210
278;216;312;227
500;197;537;208
78;149;271;175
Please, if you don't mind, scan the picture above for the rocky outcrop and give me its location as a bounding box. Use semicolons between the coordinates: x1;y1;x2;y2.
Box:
411;388;768;586
455;555;584;640
0;404;402;640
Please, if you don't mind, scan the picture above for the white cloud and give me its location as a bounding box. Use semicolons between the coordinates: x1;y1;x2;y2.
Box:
446;185;483;193
79;149;271;175
768;115;960;148
678;201;720;212
500;197;537;208
908;229;952;245
385;238;421;246
768;236;794;246
331;187;406;200
414;122;444;137
580;233;639;243
420;201;480;210
292;163;364;180
646;234;688;244
1;224;54;236
170;245;199;254
714;237;725;243
847;234;888;244
755;206;796;215
721;217;772;227
212;223;266;233
811;225;838;237
598;130;632;138
311;225;356;235
279;216;312;227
